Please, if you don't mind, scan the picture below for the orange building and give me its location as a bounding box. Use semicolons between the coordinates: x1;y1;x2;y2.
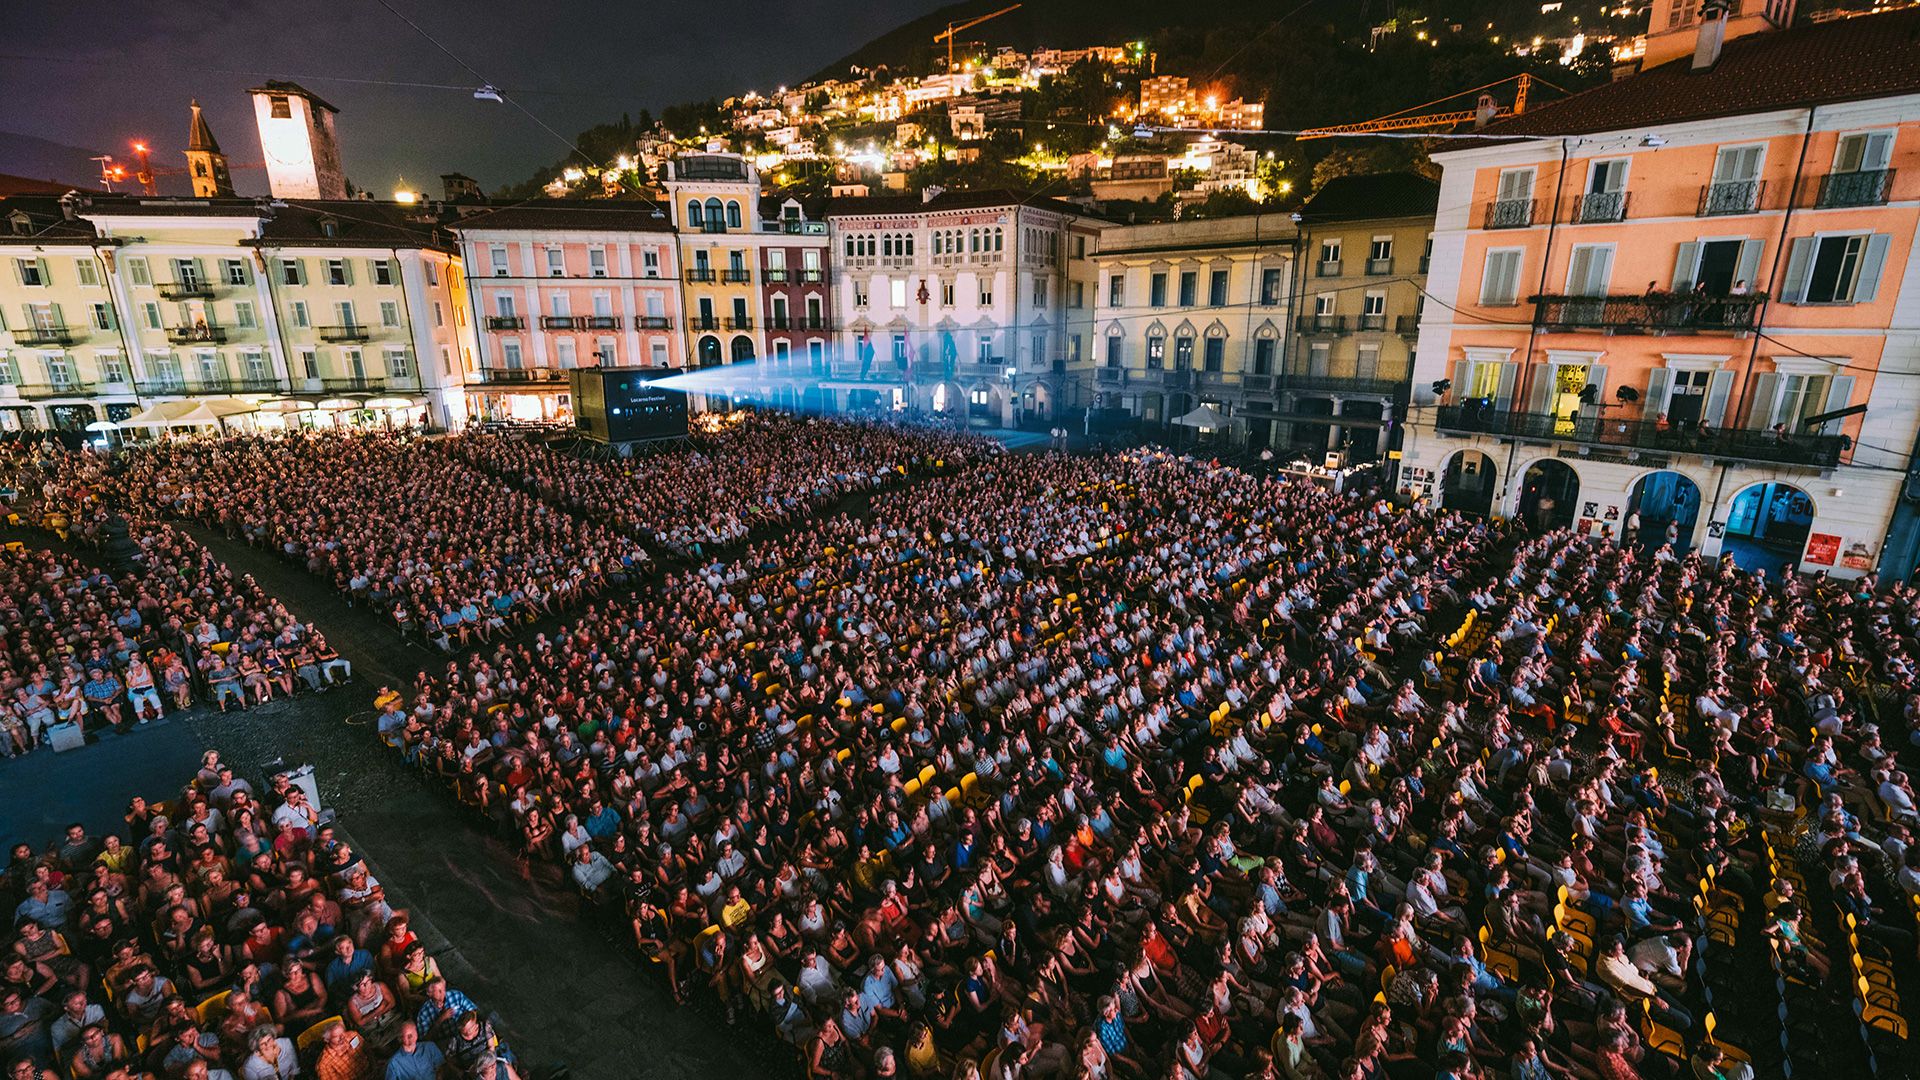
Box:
1403;4;1920;579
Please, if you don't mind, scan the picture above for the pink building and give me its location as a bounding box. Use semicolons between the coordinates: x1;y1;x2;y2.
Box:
451;203;682;422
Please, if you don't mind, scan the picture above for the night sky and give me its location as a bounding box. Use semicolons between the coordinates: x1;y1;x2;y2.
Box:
1;0;950;196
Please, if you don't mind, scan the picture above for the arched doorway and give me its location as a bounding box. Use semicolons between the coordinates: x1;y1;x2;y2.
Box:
730;336;756;364
1518;459;1579;531
1626;470;1702;553
1440;450;1498;516
1724;481;1814;574
697;336;722;366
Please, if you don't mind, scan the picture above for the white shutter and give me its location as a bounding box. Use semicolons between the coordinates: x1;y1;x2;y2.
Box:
1820;375;1855;431
1743;371;1778;428
1705;370;1733;425
1587;364;1608;405
1566;247;1595;295
1494;362;1518;411
1863;132;1895;172
1855;234;1890;302
36;258;51;285
1526;363;1552;413
1671;242;1699;293
1735;240;1763;289
1643;368;1671;422
1450;359;1471;401
341;260;355;287
1778;238;1813;303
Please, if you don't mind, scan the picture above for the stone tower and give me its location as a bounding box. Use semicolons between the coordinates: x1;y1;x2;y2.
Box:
248;81;347;200
184;99;234;198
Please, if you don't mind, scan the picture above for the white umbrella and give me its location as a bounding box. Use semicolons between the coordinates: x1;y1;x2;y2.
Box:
83;420;119;432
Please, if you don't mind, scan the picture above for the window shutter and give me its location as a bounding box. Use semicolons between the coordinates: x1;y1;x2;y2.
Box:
36;258;51;285
48;302;62;328
1855;234;1890;302
1779;238;1813;303
1864;132;1894;171
1820;375;1855;429
1567;247;1594;295
1450;360;1471;401
1743;371;1778;428
1525;363;1552;413
1643;368;1671;422
1494;362;1518;410
1587;364;1608;404
342;260;355;286
1670;242;1699;292
1705;370;1733;425
1735;240;1763;289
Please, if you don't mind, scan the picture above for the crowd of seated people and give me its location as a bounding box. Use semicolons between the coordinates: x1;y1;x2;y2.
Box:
2;751;517;1080
439;414;991;558
106;432;651;647
0;446;335;750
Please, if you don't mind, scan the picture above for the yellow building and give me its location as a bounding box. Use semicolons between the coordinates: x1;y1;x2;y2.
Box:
0;195;134;430
663;153;764;367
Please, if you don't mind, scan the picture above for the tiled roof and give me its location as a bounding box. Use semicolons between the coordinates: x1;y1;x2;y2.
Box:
0;196;98;245
252;201;454;249
0;174;81;197
825;188;1086;218
1489;8;1920;137
1296;173;1439;223
446;200;675;233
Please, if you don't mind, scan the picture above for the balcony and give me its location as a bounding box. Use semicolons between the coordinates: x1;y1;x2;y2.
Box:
1698;179;1763;216
763;269;789;283
135;376;290;396
1295;314;1348;335
1571;191;1628;224
1814;169;1894;209
1095;367;1128;386
1529;292;1765;335
722;269;752;283
798;269;826;284
321;377;388;393
724;317;753;330
165;325;227;345
1365;257;1393;276
686;268;717;283
637;316;673;330
540;316;618;331
317;325;371;343
1395;315;1420;337
476;367;570;386
1484;198;1536;229
691;317;721;331
1316;259;1342;277
157;281;217;300
16;382;92;399
1358;313;1387;332
1434;404;1846;469
10;325;73;346
484;315;526;331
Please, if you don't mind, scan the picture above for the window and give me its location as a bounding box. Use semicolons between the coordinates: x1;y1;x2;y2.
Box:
75;259;100;287
854;284;869;308
15;258;45;286
1369;237;1393;265
941;280;955;306
652;340;671;367
978;337;993;363
1357;343;1381;379
542;249;563;278
433;301;444;327
1031;332;1045;363
978;282;993;306
890;278;908;308
1565;244;1615;296
1318;239;1341;275
892;335;909;365
1479;249;1524;306
291;300;311;328
1203;337;1224;371
426;262;439;286
1260;268;1283;305
1178;271;1196;307
1314;294;1336;316
687;201;704;228
502;340;523;368
325;259;350;286
98;353;129;384
242;349;270;382
280;259;304;286
380;301;401;327
1835;131;1894;174
1362;291;1386;321
269;94;292;118
1108;273;1125;307
1067;334;1082;363
126;257;151;287
1070;281;1084;309
495;294;516;318
726;201;742;229
772;339;791;364
1146;335;1166;369
555;338;577;368
1783;233;1889;304
1150;272;1167;307
1033;278;1047;307
589;248;608;277
1106;334;1124;368
234;301;257;329
1174;335;1194;369
1773;372;1833;430
593;293;613;318
1253;337;1276;375
808;340;825;370
90;303;114;331
1074;235;1087;258
372;260;394;286
142;302;163;330
643;250;659;276
223;258;248;286
172;258;202;287
298;348;318;380
1208;270;1228;306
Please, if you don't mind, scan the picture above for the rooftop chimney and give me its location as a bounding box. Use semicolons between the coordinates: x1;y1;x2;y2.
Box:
921;184;946;203
1693;2;1730;70
1473;93;1498;128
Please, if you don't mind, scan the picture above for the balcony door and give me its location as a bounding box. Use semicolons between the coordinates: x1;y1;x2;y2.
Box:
1663;369;1713;428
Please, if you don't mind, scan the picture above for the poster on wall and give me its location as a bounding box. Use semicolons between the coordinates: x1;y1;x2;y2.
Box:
1804;533;1841;566
1841;541;1876;572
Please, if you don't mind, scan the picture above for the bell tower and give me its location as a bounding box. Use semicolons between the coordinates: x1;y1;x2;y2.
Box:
184;99;234;198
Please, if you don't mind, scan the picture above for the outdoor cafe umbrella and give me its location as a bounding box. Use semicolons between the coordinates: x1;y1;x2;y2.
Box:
1171;403;1229;432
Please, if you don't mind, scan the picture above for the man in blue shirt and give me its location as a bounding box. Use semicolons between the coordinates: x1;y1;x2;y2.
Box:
414;978;478;1040
384;1021;445;1080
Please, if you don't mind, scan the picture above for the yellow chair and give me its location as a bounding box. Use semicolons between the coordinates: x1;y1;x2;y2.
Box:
296;1017;343;1056
1857;976;1908;1037
1703;1012;1749;1063
1639;999;1686;1060
194;988;232;1025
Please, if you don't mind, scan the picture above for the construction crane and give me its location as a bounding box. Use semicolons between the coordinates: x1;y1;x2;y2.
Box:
103;141;264;196
1296;73;1543;139
933;4;1021;74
